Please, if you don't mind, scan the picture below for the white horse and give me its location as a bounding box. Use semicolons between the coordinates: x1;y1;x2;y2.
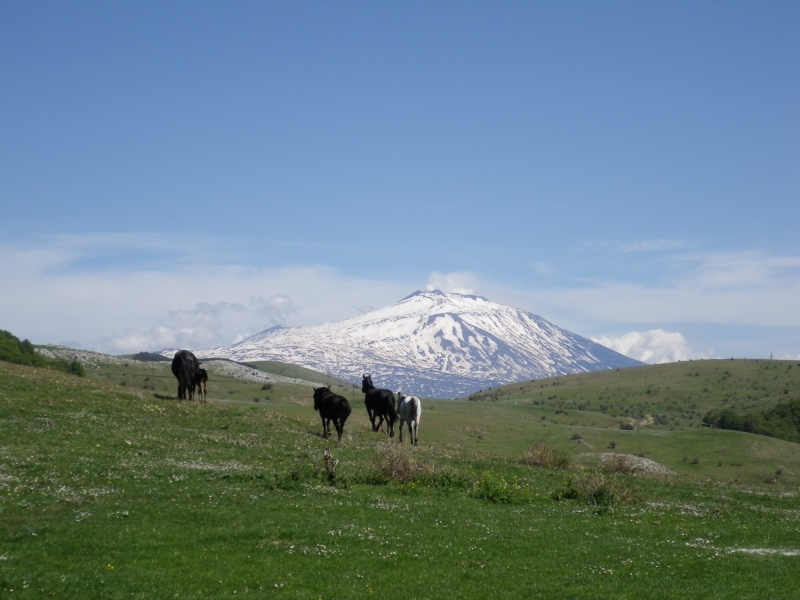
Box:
396;391;422;445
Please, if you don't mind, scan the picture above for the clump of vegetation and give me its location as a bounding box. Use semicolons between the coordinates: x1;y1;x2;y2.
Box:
0;330;85;376
703;399;800;443
600;453;636;475
521;442;571;470
365;443;465;491
0;330;48;367
554;471;640;506
471;471;533;504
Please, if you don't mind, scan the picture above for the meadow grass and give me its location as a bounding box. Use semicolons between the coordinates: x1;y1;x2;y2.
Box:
2;360;800;598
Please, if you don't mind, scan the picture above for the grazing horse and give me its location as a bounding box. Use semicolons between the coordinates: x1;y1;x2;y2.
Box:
312;387;352;440
171;350;199;401
361;374;397;437
396;391;422;445
192;368;208;403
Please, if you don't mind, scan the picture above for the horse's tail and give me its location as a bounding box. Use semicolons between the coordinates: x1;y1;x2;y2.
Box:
387;397;398;424
341;399;352;423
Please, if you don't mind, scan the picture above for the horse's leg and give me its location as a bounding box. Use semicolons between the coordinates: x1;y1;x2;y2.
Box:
320;415;328;438
335;418;343;441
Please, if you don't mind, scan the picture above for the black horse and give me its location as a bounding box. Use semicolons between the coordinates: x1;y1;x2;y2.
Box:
361;374;397;437
313;387;352;440
171;350;200;401
192;368;208;403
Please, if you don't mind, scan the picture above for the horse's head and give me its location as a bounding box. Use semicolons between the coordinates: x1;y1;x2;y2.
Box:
312;386;330;411
361;375;372;393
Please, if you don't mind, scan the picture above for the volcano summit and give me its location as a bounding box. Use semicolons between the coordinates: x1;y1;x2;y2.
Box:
195;291;643;397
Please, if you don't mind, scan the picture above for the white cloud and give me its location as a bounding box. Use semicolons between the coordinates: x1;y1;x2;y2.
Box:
2;233;799;360
513;250;800;328
617;239;688;253
592;330;706;364
249;294;296;324
0;236;414;354
426;271;478;295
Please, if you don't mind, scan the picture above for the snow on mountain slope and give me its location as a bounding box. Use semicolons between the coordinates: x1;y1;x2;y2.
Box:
193;291;644;398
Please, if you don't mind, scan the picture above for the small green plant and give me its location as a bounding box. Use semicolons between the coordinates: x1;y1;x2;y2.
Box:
471;471;531;504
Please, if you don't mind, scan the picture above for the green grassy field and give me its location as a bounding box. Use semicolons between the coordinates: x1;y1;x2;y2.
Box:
2;358;800;598
67;355;800;486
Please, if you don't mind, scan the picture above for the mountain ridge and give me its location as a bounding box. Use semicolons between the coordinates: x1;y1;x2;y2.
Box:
189;290;643;397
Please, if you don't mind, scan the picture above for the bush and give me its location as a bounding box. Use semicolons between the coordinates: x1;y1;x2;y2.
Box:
553;471;639;506
521;442;571;470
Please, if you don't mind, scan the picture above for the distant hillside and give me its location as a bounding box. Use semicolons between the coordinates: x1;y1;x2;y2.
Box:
467;358;800;433
243;360;352;390
120;351;171;362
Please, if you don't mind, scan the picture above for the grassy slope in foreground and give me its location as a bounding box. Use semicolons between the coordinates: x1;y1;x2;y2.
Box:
2;361;800;598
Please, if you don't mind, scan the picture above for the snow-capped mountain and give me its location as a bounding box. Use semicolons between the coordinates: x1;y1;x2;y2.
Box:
193;291;643;398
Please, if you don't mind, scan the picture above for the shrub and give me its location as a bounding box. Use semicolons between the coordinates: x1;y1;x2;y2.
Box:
521;442;571;470
553;471;640;506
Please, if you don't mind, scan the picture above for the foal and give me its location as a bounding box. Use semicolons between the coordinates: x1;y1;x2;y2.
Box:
192;368;208;403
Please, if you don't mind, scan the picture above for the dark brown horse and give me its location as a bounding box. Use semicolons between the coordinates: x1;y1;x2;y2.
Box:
171;350;199;401
313;387;352;440
361;374;397;437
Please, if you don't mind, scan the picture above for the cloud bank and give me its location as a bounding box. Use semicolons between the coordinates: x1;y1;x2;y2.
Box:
1;236;799;360
591;330;705;364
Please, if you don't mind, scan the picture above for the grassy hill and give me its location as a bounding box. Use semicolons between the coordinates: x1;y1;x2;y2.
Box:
466;358;800;427
2;358;800;597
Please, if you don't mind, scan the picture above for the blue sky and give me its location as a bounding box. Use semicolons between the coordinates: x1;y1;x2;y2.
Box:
1;1;798;361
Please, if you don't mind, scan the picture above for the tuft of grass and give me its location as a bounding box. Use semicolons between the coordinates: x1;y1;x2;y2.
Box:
600;453;636;475
521;441;571;470
554;471;640;506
